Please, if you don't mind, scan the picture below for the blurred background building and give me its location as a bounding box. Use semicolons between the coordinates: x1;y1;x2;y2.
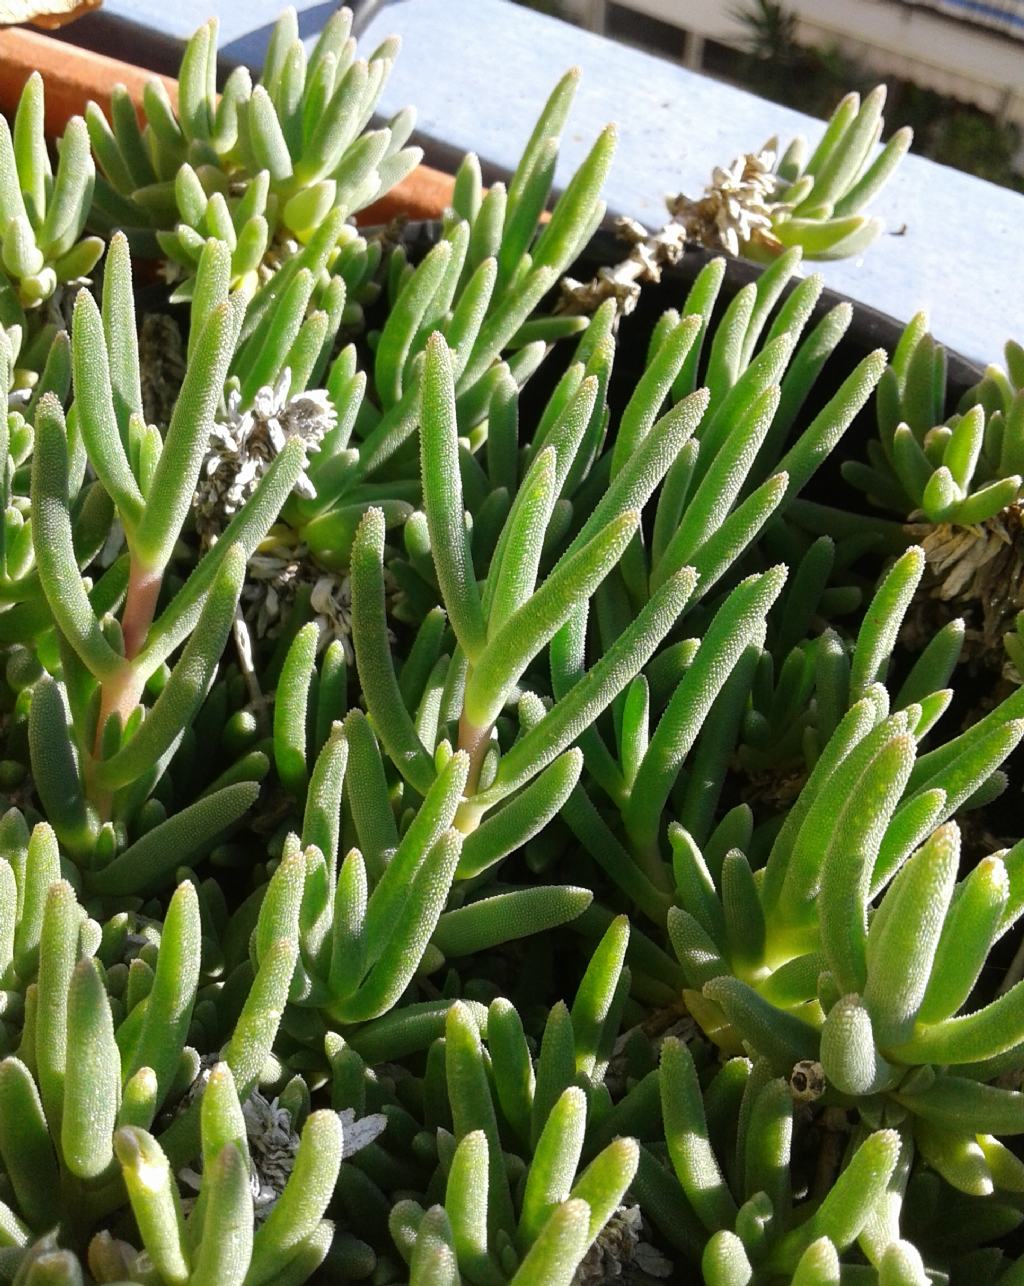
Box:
522;0;1024;188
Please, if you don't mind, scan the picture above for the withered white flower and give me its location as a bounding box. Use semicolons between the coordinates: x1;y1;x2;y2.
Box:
241;528;355;656
909;506;1024;661
179;1073;386;1220
573;1204;673;1283
194;368;336;542
668;145;784;258
338;1106;389;1157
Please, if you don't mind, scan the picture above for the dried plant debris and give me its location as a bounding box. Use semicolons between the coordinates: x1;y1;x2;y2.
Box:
671;86;912;262
139;313;187;427
195;371;336;541
559;215;688;320
2;10;1024;1285
670;147;783;259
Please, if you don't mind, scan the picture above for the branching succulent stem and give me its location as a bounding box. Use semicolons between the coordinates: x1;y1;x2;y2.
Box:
633;838;670;890
91;557;164;779
457;714;491;799
95;666;147;747
121;560;164;661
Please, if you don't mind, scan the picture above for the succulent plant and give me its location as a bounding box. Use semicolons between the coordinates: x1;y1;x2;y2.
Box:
22;236;304;880
0;74;103;331
667;545;1024;1191
849;313;1024;675
670;85;912;262
647;1033;908;1282
385;916;639;1284
191;69;614;656
86;8;415;302
2;10;1024;1284
0;840;305;1246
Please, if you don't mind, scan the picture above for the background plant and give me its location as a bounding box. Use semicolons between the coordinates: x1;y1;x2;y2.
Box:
669;85;912;262
1;74;102;361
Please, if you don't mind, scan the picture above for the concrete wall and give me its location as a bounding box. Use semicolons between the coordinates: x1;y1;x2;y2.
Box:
585;0;1024;125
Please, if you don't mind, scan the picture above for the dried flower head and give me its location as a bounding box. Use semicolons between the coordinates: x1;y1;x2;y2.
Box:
668;148;782;258
194;369;336;542
179;1073;385;1220
559;215;688;320
910;507;1024;653
241;527;355;655
573;1205;674;1283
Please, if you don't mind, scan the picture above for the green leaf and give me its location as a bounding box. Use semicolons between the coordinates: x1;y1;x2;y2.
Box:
481;567;696;804
660;1035;737;1232
350;508;437;794
408;1206;459;1286
87;783;259;896
432;886;591;958
445;1000;515;1237
464;510;638;731
445;1131;498;1283
625;567;786;857
12;73;48;223
610;316;701;476
71;288;144;527
302;723;348;880
510;1199;591;1286
0;1057;60;1230
333;830;462;1023
791;1238;841;1286
121;881;201;1112
570;914;629;1077
569;1136;639;1245
819;729;917;993
766;1130;900;1269
32;396;123;680
33;877;77;1135
702;1229;754;1286
487;998;535;1151
189;1143;253;1286
531;124;616;277
655;384;780;581
573;388;710;570
62;959;120;1180
420;334;487;660
519;1087;587;1247
918;854;1008;1026
703;976;820;1068
37;116;94;258
457;749;582;878
274;622;318;797
376;239;452;408
28;677;94;857
819;995;894;1096
863;823;959;1046
246;1112;343;1286
134;299;242;574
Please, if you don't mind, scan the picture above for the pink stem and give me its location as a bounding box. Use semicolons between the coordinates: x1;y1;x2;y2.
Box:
121;560;163;661
457;714;492;797
90;662;147;818
90;557;161;790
